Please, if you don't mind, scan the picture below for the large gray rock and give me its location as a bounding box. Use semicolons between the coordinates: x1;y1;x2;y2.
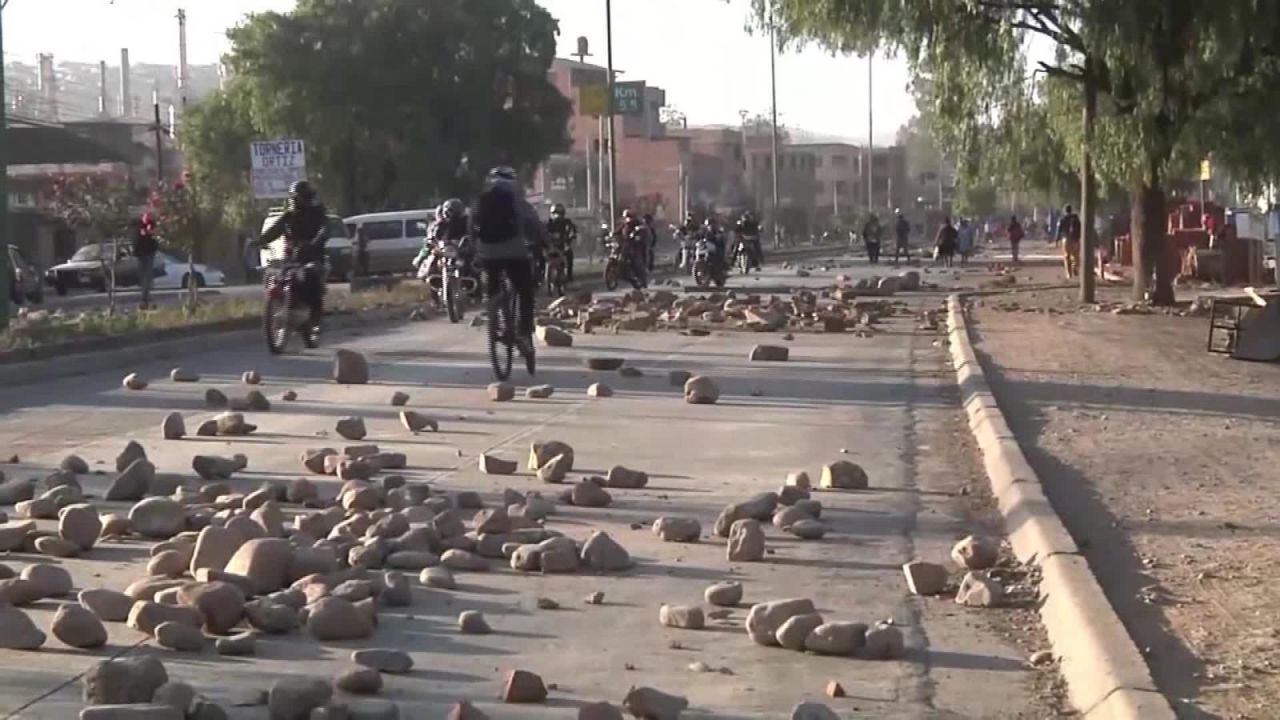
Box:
177;581;245;634
116;441;148;472
82;656;169;704
79;588;135;622
52;603;108;648
727;519;765;562
0;604;45;649
652;516;701;543
580;531;632;572
223;538;293;595
59;504;102;551
820;460;868;490
192;455;245;481
333;350;369;384
160;413;186;440
569;481;611;508
658;604;705;630
335;417;368;441
0;478;35;505
307;597;374;641
621;687;688;720
863;621;905;659
129;498;186;539
791;702;841;720
744;598;816;646
951;535;1000;570
268;677;333;720
804;621;867;656
154;621;205;651
81;704;184;719
107;459;155;502
683;376;720;404
776;612;825;651
0;520;34;551
23;563;72;597
189;526;244;575
352;648;413;674
749;344;790;362
956;571;1005;607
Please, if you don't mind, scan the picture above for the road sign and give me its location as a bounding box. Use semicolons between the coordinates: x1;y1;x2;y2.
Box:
580;85;608;116
1200;159;1212;181
613;81;646;116
250;139;307;199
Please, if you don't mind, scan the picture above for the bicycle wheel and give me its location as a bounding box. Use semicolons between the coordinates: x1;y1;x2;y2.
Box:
487;277;514;381
511;280;535;375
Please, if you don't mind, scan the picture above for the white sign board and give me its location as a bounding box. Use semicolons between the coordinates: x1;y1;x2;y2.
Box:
250;139;307;199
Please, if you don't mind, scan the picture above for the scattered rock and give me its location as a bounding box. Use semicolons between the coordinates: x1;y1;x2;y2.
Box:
335;417;368;441
154;621;204;651
487;382;515;402
587;383;614;398
502;670;548;703
224;538;293;595
745;598;816;646
667;370;692;386
178;581;246;634
59;504;102;551
536;325;573;347
585;591;605;605
129;497;186;539
123;373;148;391
704;581;743;607
585;357;624;371
281;390;298;402
903;561;949;596
863;621;905;660
749;344;790;362
307;597;374;641
82;656;169;705
52;603;107;648
458;610;491;634
683;376;720;404
791;702;840;720
727;519;765;562
420;566;456;590
956;571;1005;607
447;701;492;720
192;454;245;481
1030;650;1055;666
776;612;825;650
336;667;383;695
23;562;73;596
478;454;517;475
400;411;437;433
536;597;559;610
334;350;370;384
536;454;572;484
215;631;256;656
441;549;488;572
605;465;648;489
525;384;555;399
577;702;624;720
580;531;632;572
621;686;687;720
789;519;826;540
353;648;413;674
268;677;332;720
653;516;701;543
79;588;135;622
951;535;999;570
161;413;186;440
107;459;155;502
170;368;200;382
658;604;705;630
820;460;868;490
805;621;867;656
570;481;612;508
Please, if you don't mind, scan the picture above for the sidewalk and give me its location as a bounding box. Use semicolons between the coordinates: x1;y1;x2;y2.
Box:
960;258;1280;718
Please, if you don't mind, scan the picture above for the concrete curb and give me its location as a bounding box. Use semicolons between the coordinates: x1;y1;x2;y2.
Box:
945;294;1176;720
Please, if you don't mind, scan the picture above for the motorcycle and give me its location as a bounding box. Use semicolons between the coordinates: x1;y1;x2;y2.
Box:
692;237;727;289
732;236;752;275
419;239;477;323
544;245;568;298
263;260;322;354
603;233;647;291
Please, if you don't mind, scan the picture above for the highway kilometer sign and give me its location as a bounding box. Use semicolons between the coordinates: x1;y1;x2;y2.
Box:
250;139;307;199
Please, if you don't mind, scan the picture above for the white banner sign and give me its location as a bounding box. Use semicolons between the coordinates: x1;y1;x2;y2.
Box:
250;139;307;199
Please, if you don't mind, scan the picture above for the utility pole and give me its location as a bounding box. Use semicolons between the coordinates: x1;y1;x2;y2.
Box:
768;3;781;247
866;55;874;213
152;90;165;183
0;4;10;329
177;9;189;113
574;38;593;214
119;48;132;118
605;0;619;225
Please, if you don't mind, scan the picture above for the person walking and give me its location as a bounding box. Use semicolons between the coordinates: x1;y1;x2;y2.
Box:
892;209;911;266
862;212;884;265
134;213;159;309
1056;204;1082;279
1007;215;1025;264
934;217;958;268
957;217;976;266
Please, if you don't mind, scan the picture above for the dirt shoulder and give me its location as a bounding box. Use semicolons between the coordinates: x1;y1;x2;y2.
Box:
961;259;1280;719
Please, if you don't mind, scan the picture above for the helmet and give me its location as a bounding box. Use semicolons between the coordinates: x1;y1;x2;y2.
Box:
487;166;517;183
288;180;316;203
550;203;566;218
685;212;695;222
441;198;464;221
742;210;754;220
622;209;636;221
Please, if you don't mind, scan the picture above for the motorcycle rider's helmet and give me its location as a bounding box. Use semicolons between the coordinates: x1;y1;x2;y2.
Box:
622;208;636;222
441;198;465;221
742;210;754;221
685;212;696;224
550;203;566;219
287;180;316;211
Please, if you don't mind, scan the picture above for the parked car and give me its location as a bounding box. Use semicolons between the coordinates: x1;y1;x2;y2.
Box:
258;213;354;282
344;210;432;274
8;244;43;304
45;243;225;295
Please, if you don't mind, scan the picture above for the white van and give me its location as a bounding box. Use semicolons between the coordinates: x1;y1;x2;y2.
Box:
344;210;434;274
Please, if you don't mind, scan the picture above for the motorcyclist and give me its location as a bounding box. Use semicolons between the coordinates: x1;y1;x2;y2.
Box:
471;166;545;360
545;203;578;282
415;198;471;282
700;216;727;267
613;209;648;281
736;210;763;270
258;180;329;346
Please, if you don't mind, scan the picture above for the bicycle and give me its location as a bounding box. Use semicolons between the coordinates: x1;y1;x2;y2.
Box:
485;268;536;381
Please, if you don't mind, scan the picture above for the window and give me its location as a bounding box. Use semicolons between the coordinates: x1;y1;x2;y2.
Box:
70;245;103;262
362;221;404;240
328;217;351;239
832;155;848;167
815;156;824;168
835;180;848;195
816;181;826;196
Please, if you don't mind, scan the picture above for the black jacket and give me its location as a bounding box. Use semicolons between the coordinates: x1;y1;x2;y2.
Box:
261;204;330;264
546;217;578;248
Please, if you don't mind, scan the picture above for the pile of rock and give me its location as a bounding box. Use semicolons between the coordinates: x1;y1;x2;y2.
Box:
901;535;1007;608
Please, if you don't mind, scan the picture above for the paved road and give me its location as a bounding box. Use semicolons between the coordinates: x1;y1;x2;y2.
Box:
0;255;1043;718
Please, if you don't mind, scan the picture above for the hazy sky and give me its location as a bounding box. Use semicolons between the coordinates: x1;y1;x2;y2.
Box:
4;0;915;143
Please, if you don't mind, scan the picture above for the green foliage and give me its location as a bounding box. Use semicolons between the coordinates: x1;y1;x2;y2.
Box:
192;0;570;214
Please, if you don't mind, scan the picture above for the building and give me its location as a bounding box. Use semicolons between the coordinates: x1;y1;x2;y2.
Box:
743;132;818;237
801;143;909;225
668;126;748;216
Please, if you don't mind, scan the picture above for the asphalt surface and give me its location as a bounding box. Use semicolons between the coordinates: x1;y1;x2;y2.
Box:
0;254;1040;718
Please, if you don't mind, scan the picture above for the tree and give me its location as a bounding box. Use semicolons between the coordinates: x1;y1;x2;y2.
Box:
148;176;223;310
203;0;570;214
45;174;136;314
180;82;261;236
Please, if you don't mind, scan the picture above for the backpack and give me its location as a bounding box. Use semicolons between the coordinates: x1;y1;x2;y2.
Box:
475;183;519;244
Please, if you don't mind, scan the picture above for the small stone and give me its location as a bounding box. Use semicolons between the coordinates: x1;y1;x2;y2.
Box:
352;648;413;674
268;677;333;720
301;448;337;475
501;670;547;703
123;373;148;390
704;581;744;607
727;519;765;562
749;344;789;362
536;596;559;610
1030;650;1055;666
536;325;573;347
820;460;868;490
52;603;107;648
420;566;456;590
621;686;688;720
458;610;491;634
658;604;705;630
400;411;437;433
281;390;298;401
791;702;840;720
580;531;632;572
570;481;612;507
618;366;643;378
863;621;905;659
487;382;515;401
336;667;383;695
653;516;701;543
825;681;845;698
161;413;186;440
242;370;262;385
956;571;1005;607
335;417;367;441
951;535;1000;570
525;384;555;399
587;383;613;398
605;465;648;489
585;591;605;605
154;621;205;652
776;612;825;650
903;561;949;596
478;454;517;475
745;598;816;646
80;588;135;622
683;376;720;404
334;350;370;384
215;631;256;656
804;621;867;656
170;368;200;382
61;454;90;474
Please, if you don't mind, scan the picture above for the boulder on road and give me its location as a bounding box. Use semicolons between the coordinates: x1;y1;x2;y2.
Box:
536;325;573;347
487;383;515;402
307;597;374;641
501;670;547;703
107;459;155;502
123;373;148;391
160;413;186;440
863;621;905;660
804;621;867;656
580;531;632;572
951;535;999;570
744;598;816;646
776;612;825;651
478;454;517;476
749;344;790;362
223;538;293;595
956;571;1005;608
727;519;765;562
335;417;367;441
605;465;647;489
704;581;743;607
170;367;200;382
400;411;437;433
820;460;868;490
622;687;688;720
59;504;102;551
652;516;701;543
334;350;370;384
903;561;949;596
683;376;720;404
658;604;705;630
587;383;613;398
51;604;107;648
570;481;611;508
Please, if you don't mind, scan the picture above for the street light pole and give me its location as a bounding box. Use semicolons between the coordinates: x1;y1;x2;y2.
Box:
605;0;619;225
769;4;781;248
0;3;10;330
866;55;873;213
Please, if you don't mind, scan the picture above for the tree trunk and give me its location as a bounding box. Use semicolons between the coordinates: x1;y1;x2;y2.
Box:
1131;165;1175;305
1079;68;1098;303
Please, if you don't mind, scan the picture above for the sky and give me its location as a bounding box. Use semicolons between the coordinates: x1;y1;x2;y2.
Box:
3;0;917;144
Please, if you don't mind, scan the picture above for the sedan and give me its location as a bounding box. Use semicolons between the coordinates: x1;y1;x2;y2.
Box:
152;253;226;289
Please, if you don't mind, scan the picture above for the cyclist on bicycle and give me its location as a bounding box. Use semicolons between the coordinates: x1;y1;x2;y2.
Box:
258;180;329;345
545;203;578;282
471;166;544;359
